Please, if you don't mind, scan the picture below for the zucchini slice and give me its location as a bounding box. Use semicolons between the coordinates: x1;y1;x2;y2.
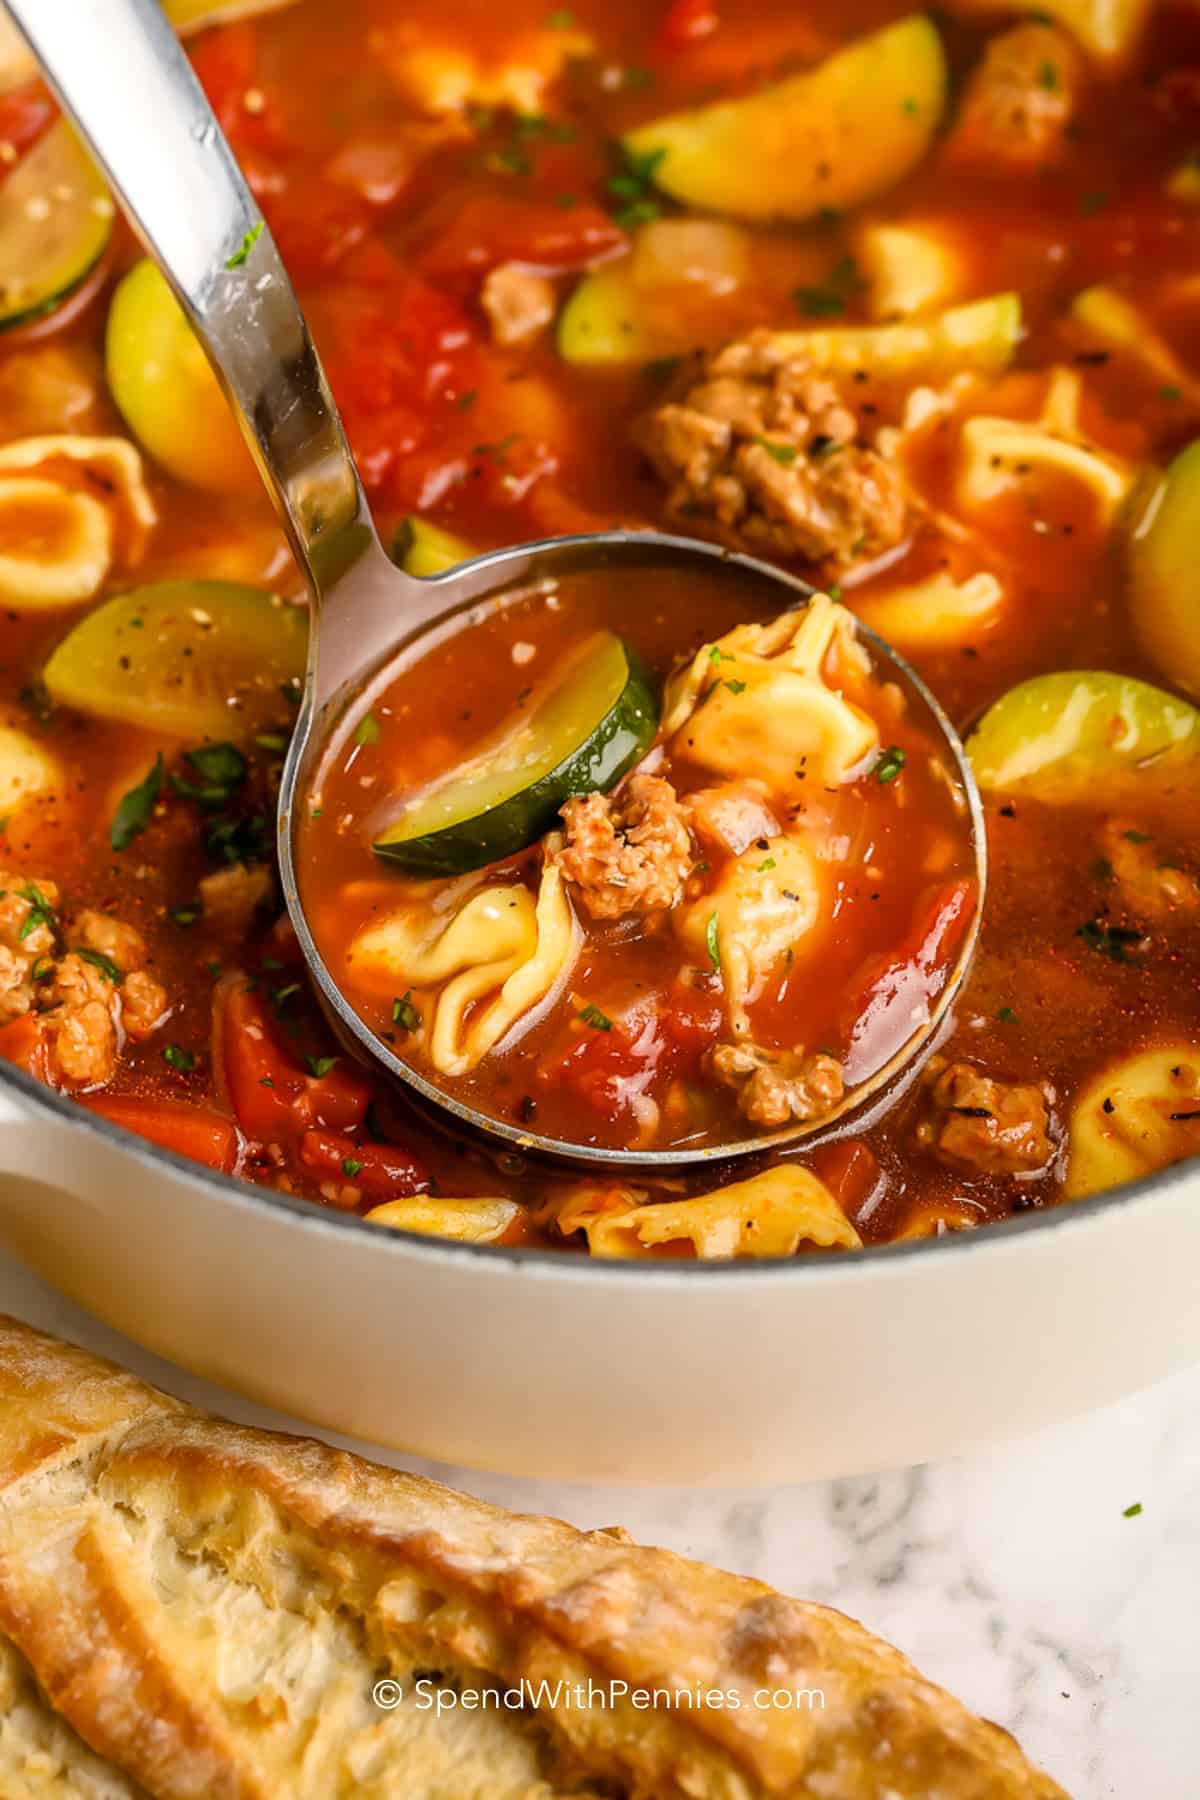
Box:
373;631;658;875
393;516;476;577
0;122;112;331
42;580;307;742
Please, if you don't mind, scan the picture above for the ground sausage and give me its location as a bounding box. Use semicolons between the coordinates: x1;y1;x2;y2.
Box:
711;1040;845;1129
945;24;1084;168
198;862;274;933
480;262;557;347
916;1059;1054;1177
558;773;693;920
633;332;910;571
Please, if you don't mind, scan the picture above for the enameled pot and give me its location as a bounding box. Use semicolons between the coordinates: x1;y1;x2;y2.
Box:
0;1059;1196;1485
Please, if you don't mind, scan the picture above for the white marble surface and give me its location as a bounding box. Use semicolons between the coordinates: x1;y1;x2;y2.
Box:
2;1246;1194;1799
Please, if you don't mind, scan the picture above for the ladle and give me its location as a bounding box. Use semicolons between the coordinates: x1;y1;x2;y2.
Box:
11;0;986;1171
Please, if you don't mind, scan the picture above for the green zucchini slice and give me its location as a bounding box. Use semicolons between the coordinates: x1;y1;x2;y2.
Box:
42;580;307;742
0;122;112;331
373;631;658;875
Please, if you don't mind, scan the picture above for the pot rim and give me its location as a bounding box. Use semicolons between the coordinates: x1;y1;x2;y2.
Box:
2;1054;1191;1284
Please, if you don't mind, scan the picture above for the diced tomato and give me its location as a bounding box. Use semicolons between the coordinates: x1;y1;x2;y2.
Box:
419;195;626;279
841;878;977;1083
298;1129;430;1199
0;1014;50;1081
0;82;56;170
78;1094;242;1174
660;983;725;1053
656;0;720;52
537;991;715;1123
212;974;369;1143
808;1139;881;1220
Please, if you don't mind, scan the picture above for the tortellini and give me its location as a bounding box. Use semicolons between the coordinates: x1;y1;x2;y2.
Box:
0;436;156;610
854;570;1004;651
363;1195;520;1242
554;1165;862;1259
663;596;879;794
1066;1045;1200;1199
675;837;823;1034
0;725;64;819
856;221;968;321
349;856;579;1077
956;368;1138;523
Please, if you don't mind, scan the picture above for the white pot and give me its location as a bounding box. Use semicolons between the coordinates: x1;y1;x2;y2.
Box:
0;1065;1196;1484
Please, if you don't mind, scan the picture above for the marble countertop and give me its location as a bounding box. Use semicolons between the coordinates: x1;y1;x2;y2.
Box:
2;1247;1193;1798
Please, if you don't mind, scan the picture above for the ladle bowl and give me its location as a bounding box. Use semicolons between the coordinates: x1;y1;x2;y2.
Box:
13;0;986;1176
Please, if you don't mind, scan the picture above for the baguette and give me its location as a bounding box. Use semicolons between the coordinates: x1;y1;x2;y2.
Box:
0;1316;1067;1799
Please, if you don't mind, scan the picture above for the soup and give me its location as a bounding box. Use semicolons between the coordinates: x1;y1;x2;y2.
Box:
299;566;979;1152
0;0;1196;1256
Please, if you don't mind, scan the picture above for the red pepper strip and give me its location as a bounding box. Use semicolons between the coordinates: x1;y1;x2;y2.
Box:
298;1129;430;1200
78;1094;241;1174
212;974;369;1143
840;878;977;1085
656;0;719;51
0;1014;50;1082
0;82;56;170
418;195;626;278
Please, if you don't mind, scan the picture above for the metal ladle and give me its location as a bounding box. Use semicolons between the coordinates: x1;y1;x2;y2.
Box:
12;0;987;1172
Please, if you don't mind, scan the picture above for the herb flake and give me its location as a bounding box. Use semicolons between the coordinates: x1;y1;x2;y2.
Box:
225;221;263;269
111;754;162;852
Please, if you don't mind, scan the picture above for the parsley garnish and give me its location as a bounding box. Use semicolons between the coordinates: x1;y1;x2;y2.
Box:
875;746;906;784
305;1055;339;1078
1122;1501;1143;1518
342;1156;365;1178
254;731;289;754
754;437;798;464
392;992;420;1033
225;221;263;269
1123;828;1152;844
996;1005;1018;1024
163;1043;195;1073
111;754;162;851
792;255;860;318
607;144;666;230
354;713;381;747
544;6;575;24
170;905;200;927
1080;189;1109;216
705;911;721;973
1038;60;1058;89
17;882;59;944
579;1002;612;1031
1076;918;1146;962
758;856;777;872
74;947;123;985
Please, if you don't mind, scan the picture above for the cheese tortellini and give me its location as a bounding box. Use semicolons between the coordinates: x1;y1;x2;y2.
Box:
1066;1044;1200;1199
349;854;579;1076
663;596;879;793
957;369;1138;523
0;435;156;610
554;1165;862;1259
675;836;824;1034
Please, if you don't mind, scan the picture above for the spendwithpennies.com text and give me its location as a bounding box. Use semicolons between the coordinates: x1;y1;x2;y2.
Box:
372;1678;825;1714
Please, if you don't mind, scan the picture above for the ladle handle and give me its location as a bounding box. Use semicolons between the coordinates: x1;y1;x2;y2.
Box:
5;0;367;594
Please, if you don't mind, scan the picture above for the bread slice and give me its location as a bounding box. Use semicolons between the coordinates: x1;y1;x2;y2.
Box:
0;1315;1067;1799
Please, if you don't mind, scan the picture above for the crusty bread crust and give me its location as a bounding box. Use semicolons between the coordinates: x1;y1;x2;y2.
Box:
0;1316;1068;1799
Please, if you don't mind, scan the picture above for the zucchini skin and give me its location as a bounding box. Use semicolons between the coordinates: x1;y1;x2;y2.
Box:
373;648;659;877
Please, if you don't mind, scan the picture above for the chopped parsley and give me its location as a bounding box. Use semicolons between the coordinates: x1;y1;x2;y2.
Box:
544;6;575;24
341;1156;365;1178
1159;384;1182;402
271;981;301;1010
225;221;263;269
705;910;721;973
1076;918;1146;962
17;882;59;944
607;144;666;231
170;905;200;927
724;678;747;695
74;947;123;985
1080;189;1109;216
391;991;420;1033
758;856;777;872
305;1055;339;1078
1124;828;1152;844
754;436;798;464
254;731;289;754
792;255;860;318
995;1005;1019;1024
707;643;733;664
111;754;162;852
579;1002;612;1031
171;742;247;808
1090;857;1114;883
162;1043;195;1073
1038;60;1059;89
875;745;906;784
354;712;382;747
1122;1501;1143;1518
